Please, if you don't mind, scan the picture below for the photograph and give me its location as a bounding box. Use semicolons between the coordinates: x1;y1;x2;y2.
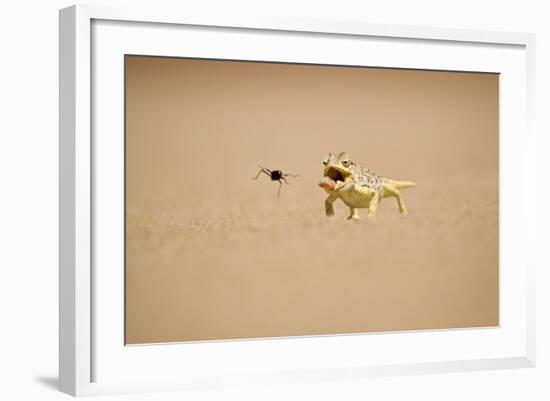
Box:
124;55;499;345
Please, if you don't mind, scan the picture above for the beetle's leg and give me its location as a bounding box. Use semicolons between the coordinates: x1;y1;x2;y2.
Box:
283;173;299;178
253;166;272;180
259;165;271;173
277;180;283;197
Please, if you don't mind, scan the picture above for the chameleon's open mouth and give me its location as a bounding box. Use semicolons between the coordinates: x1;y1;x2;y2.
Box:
323;166;351;183
319;165;351;191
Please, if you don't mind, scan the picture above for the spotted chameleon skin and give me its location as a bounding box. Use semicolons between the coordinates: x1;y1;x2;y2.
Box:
348;164;385;198
319;152;416;220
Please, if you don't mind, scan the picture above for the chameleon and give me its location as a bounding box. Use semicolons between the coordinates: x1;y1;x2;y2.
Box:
318;152;416;220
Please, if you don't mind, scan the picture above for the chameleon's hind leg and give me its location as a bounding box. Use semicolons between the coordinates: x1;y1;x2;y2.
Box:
385;186;407;214
348;207;360;220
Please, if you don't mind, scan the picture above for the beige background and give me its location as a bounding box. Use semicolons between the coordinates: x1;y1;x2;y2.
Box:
125;55;499;344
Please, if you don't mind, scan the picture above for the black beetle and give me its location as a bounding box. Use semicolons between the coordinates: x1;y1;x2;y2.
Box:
252;166;299;197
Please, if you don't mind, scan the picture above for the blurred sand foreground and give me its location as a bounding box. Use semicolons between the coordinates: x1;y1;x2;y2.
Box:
125;56;499;344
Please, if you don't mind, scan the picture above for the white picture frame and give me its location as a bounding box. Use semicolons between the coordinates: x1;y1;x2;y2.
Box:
59;4;536;397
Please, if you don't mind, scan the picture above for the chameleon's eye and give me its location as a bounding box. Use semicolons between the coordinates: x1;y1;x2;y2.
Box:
323;160;328;166
342;160;350;167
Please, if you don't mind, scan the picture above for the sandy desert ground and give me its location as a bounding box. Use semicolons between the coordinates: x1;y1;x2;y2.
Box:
124;56;499;344
125;178;498;343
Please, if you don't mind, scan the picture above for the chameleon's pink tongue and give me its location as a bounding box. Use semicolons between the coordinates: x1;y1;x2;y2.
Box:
319;176;337;191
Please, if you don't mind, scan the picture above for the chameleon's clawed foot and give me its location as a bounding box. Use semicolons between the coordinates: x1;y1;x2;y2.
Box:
348;208;360;221
325;199;336;217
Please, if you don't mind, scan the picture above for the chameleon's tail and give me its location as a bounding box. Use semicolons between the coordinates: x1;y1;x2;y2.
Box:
389;180;417;190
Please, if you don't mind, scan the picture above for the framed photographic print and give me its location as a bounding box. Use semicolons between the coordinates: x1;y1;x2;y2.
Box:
59;4;536;396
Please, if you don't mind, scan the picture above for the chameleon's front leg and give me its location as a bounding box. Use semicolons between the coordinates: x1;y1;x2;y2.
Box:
349;184;378;218
367;191;379;217
325;193;339;217
348;207;360;220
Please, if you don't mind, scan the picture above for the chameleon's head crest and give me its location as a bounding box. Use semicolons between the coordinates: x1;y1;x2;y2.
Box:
337;152;353;167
